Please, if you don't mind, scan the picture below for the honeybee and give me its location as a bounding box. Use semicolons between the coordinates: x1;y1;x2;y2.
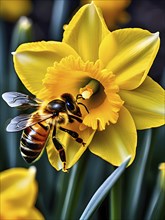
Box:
2;92;88;171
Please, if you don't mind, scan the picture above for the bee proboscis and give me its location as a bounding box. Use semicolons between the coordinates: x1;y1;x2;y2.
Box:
2;92;88;171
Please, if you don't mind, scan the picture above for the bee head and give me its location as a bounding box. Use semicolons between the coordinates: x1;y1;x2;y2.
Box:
61;93;82;117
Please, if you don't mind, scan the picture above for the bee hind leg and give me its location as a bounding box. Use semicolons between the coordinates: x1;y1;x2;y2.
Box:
52;127;68;172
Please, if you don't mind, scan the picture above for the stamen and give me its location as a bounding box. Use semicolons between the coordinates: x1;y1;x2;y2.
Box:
80;79;100;99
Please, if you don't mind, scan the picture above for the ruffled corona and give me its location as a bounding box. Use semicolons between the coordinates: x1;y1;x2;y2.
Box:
41;56;123;131
80;68;124;130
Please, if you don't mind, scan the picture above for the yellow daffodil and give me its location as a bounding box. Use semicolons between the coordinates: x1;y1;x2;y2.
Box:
0;0;32;22
12;3;164;171
82;0;131;29
0;166;44;220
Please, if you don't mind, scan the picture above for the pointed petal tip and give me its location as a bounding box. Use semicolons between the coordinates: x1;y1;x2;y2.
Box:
83;1;95;8
87;1;97;12
148;31;160;43
151;31;160;42
89;1;94;5
11;51;16;55
154;31;159;37
151;31;159;42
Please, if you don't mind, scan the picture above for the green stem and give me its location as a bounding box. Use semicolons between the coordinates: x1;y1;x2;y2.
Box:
110;175;122;220
53;171;70;219
61;153;88;220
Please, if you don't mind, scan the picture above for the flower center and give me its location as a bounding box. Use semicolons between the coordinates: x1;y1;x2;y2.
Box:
80;79;100;99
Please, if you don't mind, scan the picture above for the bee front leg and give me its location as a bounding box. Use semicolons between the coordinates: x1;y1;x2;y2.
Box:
52;126;67;172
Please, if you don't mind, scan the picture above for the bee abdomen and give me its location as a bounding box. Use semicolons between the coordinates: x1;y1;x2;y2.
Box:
20;123;50;163
20;137;44;163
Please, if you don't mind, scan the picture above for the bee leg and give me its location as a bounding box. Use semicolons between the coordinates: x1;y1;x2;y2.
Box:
68;115;83;123
59;126;86;146
52;127;67;172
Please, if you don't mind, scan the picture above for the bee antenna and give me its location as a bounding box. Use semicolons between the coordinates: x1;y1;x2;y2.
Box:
76;94;85;101
76;94;89;113
78;102;89;114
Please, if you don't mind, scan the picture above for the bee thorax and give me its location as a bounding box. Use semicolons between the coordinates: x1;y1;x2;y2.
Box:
56;113;68;125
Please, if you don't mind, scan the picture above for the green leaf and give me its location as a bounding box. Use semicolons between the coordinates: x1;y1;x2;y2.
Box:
79;156;131;220
124;129;152;220
0;20;9;171
145;163;165;220
3;16;33;168
49;0;79;41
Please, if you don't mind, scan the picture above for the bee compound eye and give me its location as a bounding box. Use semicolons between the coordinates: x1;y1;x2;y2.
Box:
66;101;76;111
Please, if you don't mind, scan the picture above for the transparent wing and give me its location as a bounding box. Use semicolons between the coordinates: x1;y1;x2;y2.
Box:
6;111;53;132
2;92;42;109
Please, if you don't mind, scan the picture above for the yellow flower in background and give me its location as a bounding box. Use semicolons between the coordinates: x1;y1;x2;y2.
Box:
0;167;44;220
12;3;164;171
0;0;32;22
82;0;131;29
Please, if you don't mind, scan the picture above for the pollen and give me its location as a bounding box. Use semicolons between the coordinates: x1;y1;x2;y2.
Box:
80;79;100;99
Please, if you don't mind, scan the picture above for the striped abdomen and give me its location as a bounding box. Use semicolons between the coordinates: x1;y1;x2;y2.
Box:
20;122;50;163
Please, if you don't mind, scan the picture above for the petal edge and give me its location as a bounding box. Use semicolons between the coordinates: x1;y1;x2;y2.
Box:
120;76;165;129
89;106;137;166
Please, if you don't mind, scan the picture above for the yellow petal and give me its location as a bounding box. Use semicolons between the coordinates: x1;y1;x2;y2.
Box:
46;122;95;171
120;76;165;129
99;32;118;68
63;2;109;62
83;94;122;131
89;106;137;166
106;28;160;90
0;207;44;220
13;41;78;96
0;167;37;209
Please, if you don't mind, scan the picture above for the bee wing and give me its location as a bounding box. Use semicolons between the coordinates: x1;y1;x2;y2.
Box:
2;92;42;109
6;111;53;132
